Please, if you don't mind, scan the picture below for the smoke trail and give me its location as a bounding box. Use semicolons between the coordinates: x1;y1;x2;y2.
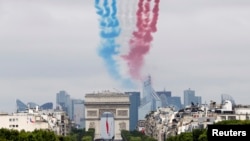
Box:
150;0;160;32
117;0;137;78
121;0;146;80
95;0;137;88
95;0;121;79
122;0;160;80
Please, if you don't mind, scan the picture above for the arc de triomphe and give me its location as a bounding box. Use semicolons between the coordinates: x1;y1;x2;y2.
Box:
84;91;130;140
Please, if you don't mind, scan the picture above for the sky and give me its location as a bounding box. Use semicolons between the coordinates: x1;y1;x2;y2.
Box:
1;0;250;113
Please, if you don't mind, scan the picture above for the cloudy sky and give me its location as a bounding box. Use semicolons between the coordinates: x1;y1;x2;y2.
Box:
1;0;250;113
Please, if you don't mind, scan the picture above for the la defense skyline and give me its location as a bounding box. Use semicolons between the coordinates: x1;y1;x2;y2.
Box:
2;75;241;115
13;74;241;131
14;88;196;131
13;75;196;130
14;86;238;131
13;85;239;113
3;72;244;116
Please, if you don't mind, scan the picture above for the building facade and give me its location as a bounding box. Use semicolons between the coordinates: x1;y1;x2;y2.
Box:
72;99;85;129
16;99;53;112
0;108;70;136
184;88;202;107
166;96;182;111
138;76;161;120
156;90;171;107
125;91;141;131
84;91;130;140
56;90;73;120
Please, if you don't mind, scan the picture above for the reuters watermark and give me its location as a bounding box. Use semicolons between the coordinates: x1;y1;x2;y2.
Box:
207;125;250;140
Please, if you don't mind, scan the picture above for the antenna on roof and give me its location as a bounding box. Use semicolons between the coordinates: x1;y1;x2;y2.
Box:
113;88;122;93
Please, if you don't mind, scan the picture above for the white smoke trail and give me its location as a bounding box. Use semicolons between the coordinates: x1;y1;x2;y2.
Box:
115;0;138;81
117;0;129;53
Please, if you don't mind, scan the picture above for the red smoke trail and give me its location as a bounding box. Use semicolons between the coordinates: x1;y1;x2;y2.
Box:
122;0;160;80
150;0;160;33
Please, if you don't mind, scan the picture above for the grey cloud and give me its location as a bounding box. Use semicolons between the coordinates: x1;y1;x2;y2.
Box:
1;0;250;112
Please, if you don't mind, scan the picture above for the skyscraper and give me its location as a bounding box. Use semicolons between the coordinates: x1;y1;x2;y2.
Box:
166;96;182;111
72;99;85;129
16;99;28;112
125;91;140;131
138;75;161;120
156;90;171;107
184;88;202;107
40;102;53;110
56;90;72;119
16;99;53;112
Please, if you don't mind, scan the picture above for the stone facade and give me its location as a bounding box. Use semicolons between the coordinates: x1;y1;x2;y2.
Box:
0;109;70;136
84;92;130;140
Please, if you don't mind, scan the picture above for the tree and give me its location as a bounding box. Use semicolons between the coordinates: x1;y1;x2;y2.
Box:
81;136;92;141
130;136;142;141
215;120;250;125
178;132;192;141
192;129;204;141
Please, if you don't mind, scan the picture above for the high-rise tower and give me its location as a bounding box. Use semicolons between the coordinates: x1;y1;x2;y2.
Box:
56;90;72;119
138;75;161;120
125;91;140;131
184;88;202;107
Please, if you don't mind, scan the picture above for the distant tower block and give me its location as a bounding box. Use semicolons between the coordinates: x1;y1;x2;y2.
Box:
84;91;130;140
139;75;161;120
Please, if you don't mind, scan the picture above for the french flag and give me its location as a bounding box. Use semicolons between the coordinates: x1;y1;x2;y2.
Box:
106;114;109;135
30;118;35;123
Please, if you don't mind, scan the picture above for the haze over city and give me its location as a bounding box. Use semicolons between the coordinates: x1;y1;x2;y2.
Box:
1;0;250;113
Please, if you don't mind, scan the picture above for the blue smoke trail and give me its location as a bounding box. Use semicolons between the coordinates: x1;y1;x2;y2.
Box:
95;0;120;78
95;0;136;88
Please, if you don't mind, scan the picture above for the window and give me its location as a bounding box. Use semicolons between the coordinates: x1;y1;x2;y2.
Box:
228;116;236;120
9;125;15;128
221;116;226;120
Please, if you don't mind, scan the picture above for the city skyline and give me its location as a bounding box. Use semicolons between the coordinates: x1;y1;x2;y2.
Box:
1;0;250;112
5;88;237;114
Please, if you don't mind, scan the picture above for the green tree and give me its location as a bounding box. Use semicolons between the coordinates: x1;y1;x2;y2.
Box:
215;120;250;125
84;128;95;141
0;138;8;141
27;133;36;141
0;128;11;140
130;136;142;141
165;136;175;141
81;136;92;141
179;132;192;141
69;128;85;141
192;129;204;141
